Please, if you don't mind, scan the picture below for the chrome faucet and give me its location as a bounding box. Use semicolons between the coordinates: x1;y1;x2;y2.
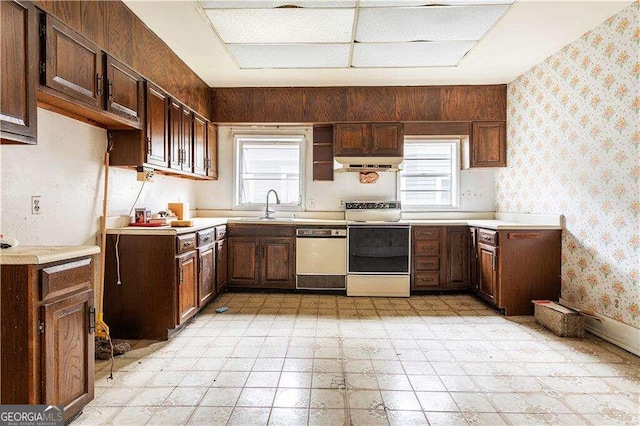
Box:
263;189;280;219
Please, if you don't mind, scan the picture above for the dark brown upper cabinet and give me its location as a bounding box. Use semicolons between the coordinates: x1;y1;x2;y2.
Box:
38;12;143;130
40;13;103;109
145;82;169;167
105;55;143;126
193;113;207;176
168;100;193;173
334;122;403;157
468;121;506;168
207;122;218;179
1;0;38;144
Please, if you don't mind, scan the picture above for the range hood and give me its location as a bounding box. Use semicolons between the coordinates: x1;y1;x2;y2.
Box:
334;156;402;172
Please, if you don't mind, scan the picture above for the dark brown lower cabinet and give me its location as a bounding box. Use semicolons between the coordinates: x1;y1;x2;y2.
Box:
198;243;216;307
477;242;498;304
228;224;296;290
104;226;226;340
177;250;197;324
411;226;469;291
1;256;96;423
471;227;561;315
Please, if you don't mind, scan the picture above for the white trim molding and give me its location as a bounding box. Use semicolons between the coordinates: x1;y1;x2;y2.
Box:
560;297;640;356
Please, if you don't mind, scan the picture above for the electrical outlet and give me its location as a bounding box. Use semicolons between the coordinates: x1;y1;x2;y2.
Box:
31;196;41;214
339;198;345;208
308;198;315;209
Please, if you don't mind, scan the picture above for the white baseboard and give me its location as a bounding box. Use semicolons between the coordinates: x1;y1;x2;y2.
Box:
560;298;640;356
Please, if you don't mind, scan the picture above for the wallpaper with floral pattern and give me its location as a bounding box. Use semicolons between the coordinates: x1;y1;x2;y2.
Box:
496;3;639;328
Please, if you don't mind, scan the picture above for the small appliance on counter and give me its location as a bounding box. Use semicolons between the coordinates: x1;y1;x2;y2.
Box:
0;235;19;249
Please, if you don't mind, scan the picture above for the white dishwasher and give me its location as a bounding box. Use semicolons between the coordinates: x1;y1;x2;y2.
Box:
296;228;347;290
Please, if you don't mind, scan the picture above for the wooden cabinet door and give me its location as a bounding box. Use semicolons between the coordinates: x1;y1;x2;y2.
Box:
261;238;295;289
41;14;104;109
216;239;228;294
469;227;478;293
334;123;368;156
370;123;403;156
198;245;215;307
471;121;506;167
228;237;259;286
192;114;207;176
169;99;182;171
105;55;143;126
477;243;498;304
41;289;94;423
145;82;169;167
180;106;193;172
177;251;197;324
445;226;469;289
207;122;218;179
1;0;38;144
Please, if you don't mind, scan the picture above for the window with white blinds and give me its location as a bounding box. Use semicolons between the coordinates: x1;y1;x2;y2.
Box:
398;139;460;209
234;135;305;208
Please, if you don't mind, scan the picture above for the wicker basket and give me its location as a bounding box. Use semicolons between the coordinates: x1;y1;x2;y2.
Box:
533;301;585;337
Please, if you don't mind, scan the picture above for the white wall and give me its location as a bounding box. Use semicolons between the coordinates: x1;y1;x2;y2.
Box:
0;109;197;246
196;125;495;212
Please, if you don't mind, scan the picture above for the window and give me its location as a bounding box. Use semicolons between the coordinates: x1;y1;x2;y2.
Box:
398;138;459;209
234;134;305;209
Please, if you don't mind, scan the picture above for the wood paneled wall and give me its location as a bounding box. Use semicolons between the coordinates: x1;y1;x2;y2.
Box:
212;85;506;124
33;0;211;118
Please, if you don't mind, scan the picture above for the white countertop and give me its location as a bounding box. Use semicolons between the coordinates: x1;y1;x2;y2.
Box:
106;216;562;235
0;245;100;265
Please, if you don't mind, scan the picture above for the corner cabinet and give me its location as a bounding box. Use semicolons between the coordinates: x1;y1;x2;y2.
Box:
1;255;97;422
471;227;561;315
334;122;403;157
104;226;226;340
1;0;38;144
228;224;296;290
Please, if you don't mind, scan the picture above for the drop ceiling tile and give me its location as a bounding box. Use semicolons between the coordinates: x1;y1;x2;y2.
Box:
351;41;475;68
205;8;355;43
356;5;510;42
229;44;350;68
199;0;355;8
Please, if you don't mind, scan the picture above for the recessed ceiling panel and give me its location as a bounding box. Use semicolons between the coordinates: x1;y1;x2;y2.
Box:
199;0;355;9
229;44;350;68
356;5;510;42
352;41;475;67
205;8;355;43
358;0;513;7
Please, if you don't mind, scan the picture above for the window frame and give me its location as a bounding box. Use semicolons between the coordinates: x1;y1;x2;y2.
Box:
397;136;461;211
232;130;306;211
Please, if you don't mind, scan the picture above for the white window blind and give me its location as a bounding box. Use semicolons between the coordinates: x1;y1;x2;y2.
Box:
235;135;304;208
399;139;459;209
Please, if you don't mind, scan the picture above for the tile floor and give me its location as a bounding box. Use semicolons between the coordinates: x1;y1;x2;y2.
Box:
78;293;640;425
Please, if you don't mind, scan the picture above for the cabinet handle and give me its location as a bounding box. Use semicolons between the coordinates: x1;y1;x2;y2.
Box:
262;246;265;258
147;137;152;154
88;307;96;334
179;267;183;285
203;236;210;242
96;74;103;96
492;253;496;271
107;80;113;100
183;241;193;247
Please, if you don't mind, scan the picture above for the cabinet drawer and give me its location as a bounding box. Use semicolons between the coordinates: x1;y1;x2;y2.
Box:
197;228;215;246
478;229;498;246
177;234;197;254
215;225;227;241
414;256;440;271
413;272;440;288
41;258;92;302
413;227;441;240
414;240;440;256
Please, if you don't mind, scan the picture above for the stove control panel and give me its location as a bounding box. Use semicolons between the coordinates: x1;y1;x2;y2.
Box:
345;201;401;210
